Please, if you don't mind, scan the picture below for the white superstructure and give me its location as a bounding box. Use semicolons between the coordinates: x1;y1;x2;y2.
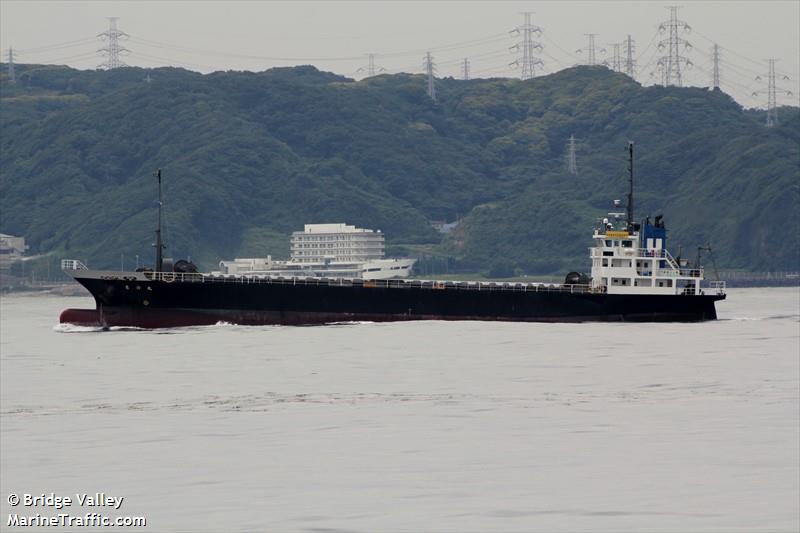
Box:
589;215;720;295
586;143;725;297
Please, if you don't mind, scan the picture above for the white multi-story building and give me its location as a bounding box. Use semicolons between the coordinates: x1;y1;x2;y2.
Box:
218;223;415;280
290;223;385;264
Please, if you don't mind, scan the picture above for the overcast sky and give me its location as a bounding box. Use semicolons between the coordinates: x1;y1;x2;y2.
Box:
1;1;798;108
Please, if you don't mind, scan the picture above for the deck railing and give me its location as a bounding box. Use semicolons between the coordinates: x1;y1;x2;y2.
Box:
708;280;727;295
591;247;702;277
591;247;676;261
655;268;704;278
141;270;600;294
61;259;88;271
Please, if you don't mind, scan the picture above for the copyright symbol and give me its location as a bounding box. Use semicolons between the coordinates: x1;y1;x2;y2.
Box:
8;494;19;506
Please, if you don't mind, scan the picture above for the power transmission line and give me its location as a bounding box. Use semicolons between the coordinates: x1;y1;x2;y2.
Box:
540;32;581;64
765;59;779;126
711;44;720;90
130;35;364;62
6;47;15;83
509;12;543;80
133;50;217;71
17;37;96;55
357;53;385;77
461;58;470;80
4;10;796;111
753;59;793;126
605;43;622;72
539;48;567;70
566;135;578;175
656;6;693;86
127;32;508;63
692;44;765;96
423;51;436;101
381;32;509;58
690;26;798;79
577;34;605;66
623;35;636;79
97;17;130;69
639;27;667;78
37;51;99;64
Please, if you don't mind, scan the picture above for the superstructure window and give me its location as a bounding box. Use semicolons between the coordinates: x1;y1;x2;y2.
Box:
622;240;633;248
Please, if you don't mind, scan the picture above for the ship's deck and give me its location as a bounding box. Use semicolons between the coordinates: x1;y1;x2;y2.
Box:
140;271;602;294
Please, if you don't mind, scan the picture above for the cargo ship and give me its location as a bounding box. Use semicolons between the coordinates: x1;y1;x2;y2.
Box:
59;144;726;328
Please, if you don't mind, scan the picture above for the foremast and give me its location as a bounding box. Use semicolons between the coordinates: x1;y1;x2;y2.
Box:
154;168;165;273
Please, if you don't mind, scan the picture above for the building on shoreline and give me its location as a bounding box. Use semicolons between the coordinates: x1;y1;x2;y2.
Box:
219;223;415;280
290;223;384;263
0;233;29;270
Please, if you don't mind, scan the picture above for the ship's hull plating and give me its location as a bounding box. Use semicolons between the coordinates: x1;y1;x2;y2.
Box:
60;276;725;328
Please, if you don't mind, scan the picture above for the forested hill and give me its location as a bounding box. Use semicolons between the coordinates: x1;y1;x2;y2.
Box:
1;63;798;275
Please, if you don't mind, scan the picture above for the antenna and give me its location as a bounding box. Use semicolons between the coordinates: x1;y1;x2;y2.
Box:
627;142;634;230
153;169;165;272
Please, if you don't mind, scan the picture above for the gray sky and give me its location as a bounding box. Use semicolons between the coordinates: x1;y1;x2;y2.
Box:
1;1;798;108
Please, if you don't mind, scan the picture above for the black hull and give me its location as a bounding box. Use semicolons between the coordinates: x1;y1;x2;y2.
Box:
60;276;725;328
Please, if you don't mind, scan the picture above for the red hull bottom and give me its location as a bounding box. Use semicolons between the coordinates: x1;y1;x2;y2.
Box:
59;306;711;328
59;308;105;327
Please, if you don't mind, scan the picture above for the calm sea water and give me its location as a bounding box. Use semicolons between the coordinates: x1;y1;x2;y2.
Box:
1;288;798;532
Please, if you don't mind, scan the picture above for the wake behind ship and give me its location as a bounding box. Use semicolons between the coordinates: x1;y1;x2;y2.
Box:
60;143;726;328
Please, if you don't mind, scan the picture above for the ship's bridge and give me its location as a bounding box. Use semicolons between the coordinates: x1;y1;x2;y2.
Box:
588;219;718;296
